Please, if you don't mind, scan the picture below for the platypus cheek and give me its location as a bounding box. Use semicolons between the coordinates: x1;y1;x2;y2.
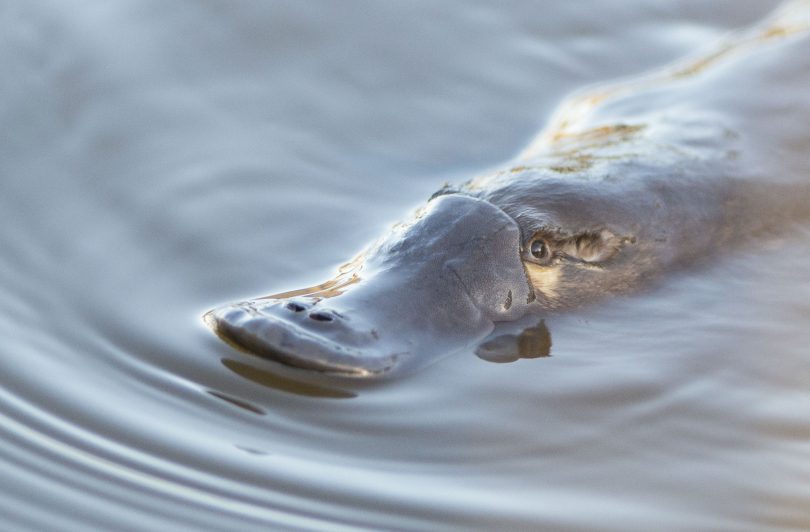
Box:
523;263;562;306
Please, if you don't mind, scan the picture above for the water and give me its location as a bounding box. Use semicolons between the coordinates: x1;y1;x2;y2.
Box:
2;1;810;529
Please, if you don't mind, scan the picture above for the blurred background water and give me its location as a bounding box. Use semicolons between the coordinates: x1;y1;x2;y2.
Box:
1;1;809;529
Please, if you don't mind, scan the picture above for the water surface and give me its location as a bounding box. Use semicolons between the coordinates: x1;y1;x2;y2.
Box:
2;1;809;529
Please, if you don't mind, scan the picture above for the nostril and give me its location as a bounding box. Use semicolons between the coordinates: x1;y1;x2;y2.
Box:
286;302;306;312
309;311;335;322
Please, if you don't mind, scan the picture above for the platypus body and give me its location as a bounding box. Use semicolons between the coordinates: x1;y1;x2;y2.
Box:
206;2;810;378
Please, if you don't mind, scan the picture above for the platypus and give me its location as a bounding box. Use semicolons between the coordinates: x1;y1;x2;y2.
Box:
205;1;810;378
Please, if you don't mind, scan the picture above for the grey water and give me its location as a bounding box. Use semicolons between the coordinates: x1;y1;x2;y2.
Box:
1;1;809;530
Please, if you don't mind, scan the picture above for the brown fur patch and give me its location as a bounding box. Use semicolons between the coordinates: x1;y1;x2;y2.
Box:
524;263;562;304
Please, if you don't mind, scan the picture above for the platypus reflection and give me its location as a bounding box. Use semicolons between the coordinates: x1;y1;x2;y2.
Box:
206;2;810;378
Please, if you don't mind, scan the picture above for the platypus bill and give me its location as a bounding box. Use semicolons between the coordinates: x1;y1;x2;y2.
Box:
205;2;810;378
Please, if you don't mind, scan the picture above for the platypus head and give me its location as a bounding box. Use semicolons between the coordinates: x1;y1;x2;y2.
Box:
205;194;538;378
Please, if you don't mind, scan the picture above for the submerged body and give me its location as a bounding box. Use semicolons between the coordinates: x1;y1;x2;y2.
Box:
206;2;810;378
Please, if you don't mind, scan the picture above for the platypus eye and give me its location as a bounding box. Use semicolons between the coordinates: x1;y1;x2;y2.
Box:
530;239;551;261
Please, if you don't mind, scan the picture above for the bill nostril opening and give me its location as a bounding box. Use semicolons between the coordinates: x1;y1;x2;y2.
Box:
309;311;335;322
286;302;306;312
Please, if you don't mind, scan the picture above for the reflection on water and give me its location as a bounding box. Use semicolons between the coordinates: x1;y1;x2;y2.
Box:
476;319;552;363
221;358;356;399
1;0;810;529
207;389;267;415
